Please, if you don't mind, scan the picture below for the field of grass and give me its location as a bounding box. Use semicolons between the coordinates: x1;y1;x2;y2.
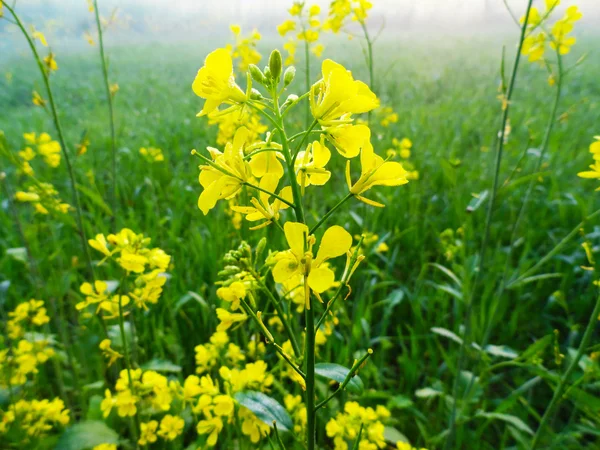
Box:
1;2;600;449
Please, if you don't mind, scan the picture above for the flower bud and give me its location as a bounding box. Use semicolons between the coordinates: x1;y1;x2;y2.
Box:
250;88;263;100
248;64;265;85
283;66;296;87
268;49;282;81
255;237;267;263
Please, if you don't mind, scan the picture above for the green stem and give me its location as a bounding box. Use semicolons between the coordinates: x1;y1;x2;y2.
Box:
242;181;295;208
93;0;118;227
530;288;600;449
309;193;352;235
302;25;311;128
250;270;301;357
305;292;316;450
359;20;374;125
117;289;139;445
3;1;95;279
292;119;319;162
444;2;533;447
314;349;373;412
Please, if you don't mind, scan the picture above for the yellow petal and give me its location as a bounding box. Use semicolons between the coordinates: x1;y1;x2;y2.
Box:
314;225;352;266
284;222;309;256
307;266;335;293
272;253;300;284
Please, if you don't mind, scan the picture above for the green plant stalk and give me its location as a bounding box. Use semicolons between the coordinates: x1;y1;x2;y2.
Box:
309;193;352;234
305;292;316;450
359;20;374;124
315;349;372;411
302;22;311;128
444;2;533;447
93;0;118;227
271;77;314;447
462;49;566;409
3;1;95;279
117;291;140;445
509;208;600;287
249;269;301;357
530;288;600;449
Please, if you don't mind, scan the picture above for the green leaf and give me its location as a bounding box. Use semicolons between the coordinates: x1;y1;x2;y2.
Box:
485;345;518;359
384;426;409;444
141;358;182;373
107;322;133;348
234;391;293;432
431;327;462;345
476;411;534;435
314;363;364;395
415;387;443;399
6;247;27;264
387;395;414;410
76;183;113;217
519;335;552;362
55;421;119;450
466;190;489;213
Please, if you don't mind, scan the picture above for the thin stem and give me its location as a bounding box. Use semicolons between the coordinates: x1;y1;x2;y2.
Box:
305;292;316;450
93;0;118;227
117;288;139;445
444;2;533;447
509;208;600;288
3;1;95;279
250;270;301;357
309;193;352;235
531;288;600;449
292;119;319;162
243;182;295;208
314;349;373;412
359;20;374;125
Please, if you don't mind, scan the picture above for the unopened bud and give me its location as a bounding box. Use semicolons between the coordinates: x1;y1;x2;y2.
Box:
248;64;265;84
250;88;263;100
268;49;282;81
283;66;296;87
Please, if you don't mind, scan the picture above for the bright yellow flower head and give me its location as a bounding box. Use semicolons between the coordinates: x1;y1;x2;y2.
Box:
295;140;332;190
92;445;117;450
231;173;293;229
197;416;224;447
310;59;379;127
277;19;296;36
578;136;600;191
325;123;371;158
197;126;253;214
138;420;158;446
216;307;247;331
192;48;247;116
289;2;303;16
346;141;409;207
273;222;352;306
158;415;184;441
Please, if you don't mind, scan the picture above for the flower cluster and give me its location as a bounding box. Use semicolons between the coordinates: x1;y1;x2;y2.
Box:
577;135;600;191
139;146;164;163
324;0;373;32
278;2;325;64
1;300;54;387
326;401;390;449
228;25;262;72
79;229;171;318
18;131;61;172
0;398;69;440
521;2;582;66
14;182;71;215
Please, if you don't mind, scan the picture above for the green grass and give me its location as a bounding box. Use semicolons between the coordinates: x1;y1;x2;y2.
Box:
1;30;600;449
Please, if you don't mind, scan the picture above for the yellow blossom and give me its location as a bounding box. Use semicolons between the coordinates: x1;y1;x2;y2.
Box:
158;415;184;441
192;48;247;116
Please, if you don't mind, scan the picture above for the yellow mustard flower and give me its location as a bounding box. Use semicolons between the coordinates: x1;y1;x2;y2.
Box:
196;126;253;214
273;222;352;307
192;48;247;117
310;59;378;127
231;173;292;229
92;445;117;450
99;339;123;367
277;19;296;36
295;140;332;190
197;416;224;447
139;146;164;162
44;53;58;72
346;141;409;207
158;415;184;441
139;420;159;446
